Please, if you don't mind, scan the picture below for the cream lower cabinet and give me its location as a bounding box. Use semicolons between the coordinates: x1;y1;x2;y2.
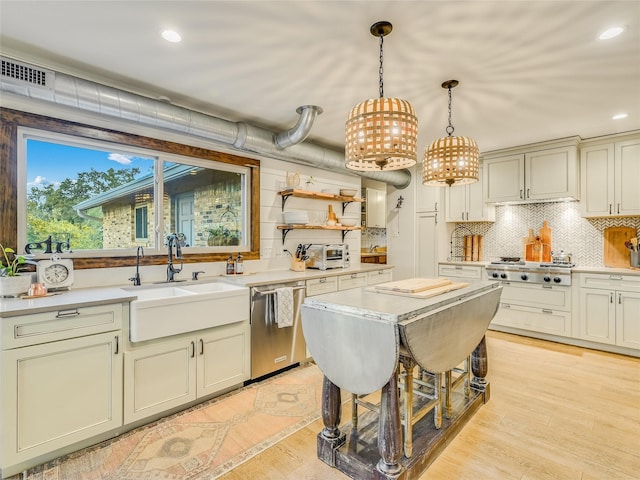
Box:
1;304;124;476
338;272;368;290
438;263;484;281
366;268;393;285
2;334;122;471
124;321;250;423
577;274;640;349
490;283;571;337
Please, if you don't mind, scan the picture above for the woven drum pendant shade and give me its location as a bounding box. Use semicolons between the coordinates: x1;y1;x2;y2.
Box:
423;135;479;186
345;97;418;171
423;79;479;186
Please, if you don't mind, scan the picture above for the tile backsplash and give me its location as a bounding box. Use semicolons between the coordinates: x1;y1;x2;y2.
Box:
455;202;639;267
362;227;387;249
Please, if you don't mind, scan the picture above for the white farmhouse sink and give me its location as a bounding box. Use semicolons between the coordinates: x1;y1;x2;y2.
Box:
126;281;250;342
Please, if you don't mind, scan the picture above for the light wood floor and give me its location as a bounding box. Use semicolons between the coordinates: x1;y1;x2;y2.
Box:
219;331;640;480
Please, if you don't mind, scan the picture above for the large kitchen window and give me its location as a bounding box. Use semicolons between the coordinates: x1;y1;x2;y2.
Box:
1;108;260;269
18;129;251;256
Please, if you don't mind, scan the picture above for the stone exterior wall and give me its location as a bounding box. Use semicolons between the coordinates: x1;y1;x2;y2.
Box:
101;182;242;249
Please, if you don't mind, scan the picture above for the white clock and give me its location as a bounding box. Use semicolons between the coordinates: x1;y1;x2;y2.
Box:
37;258;75;290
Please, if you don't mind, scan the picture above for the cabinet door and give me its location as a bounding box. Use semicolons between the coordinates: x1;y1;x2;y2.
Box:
338;272;367;290
124;338;196;423
416;213;437;278
616;291;640;349
2;332;122;467
466;165;491;221
578;288;615;344
445;185;466;222
615;139;640;216
526;146;578;201
485;154;524;202
416;178;439;212
490;303;571;336
438;264;483;280
197;322;250;397
306;276;338;296
367;269;393;285
580;144;614;217
366;188;386;228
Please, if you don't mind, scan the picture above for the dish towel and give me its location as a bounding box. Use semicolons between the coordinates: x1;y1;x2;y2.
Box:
275;287;294;328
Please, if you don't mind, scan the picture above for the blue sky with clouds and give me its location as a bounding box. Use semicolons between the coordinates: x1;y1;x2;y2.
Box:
26;139;154;189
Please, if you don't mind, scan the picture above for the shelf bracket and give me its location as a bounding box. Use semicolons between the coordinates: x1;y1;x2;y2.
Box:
342;201;351;214
341;230;351;242
281;227;292;244
281;193;293;211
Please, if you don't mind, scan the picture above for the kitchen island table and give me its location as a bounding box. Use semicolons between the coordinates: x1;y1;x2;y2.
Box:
302;280;501;479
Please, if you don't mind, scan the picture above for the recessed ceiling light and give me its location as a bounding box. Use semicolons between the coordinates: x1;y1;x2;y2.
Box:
161;30;182;43
599;26;626;40
612;113;628;120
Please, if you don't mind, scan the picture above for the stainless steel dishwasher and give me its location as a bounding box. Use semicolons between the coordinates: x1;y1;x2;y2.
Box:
250;280;307;379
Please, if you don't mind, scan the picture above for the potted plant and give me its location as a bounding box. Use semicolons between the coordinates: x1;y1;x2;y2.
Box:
206;226;240;246
0;243;36;297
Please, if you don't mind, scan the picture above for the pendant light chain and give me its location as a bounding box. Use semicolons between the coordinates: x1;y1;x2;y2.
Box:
378;33;384;99
446;85;455;136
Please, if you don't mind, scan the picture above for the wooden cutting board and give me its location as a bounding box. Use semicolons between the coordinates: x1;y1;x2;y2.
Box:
371;281;468;299
604;226;636;267
539;220;552;262
373;277;452;293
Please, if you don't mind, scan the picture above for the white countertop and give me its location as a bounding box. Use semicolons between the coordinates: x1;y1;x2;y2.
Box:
303;280;499;324
0;263;393;317
0;286;137;318
219;263;393;287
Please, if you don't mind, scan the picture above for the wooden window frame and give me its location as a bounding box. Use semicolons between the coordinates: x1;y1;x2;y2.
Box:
0;108;260;270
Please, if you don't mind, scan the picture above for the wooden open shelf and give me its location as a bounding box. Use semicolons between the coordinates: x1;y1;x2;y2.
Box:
277;224;361;243
277;188;363;212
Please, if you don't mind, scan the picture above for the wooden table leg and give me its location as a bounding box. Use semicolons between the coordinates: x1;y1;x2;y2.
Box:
321;375;342;440
376;369;403;477
317;375;346;467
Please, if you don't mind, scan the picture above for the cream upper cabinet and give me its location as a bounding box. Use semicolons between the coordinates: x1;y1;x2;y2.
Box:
445;163;494;222
581;137;640;217
364;187;386;228
484;140;579;203
484;153;524;203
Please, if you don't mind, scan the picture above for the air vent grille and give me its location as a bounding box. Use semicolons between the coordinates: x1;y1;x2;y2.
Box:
1;57;54;90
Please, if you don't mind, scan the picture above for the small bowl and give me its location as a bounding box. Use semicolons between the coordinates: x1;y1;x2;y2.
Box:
340;217;359;227
340;188;358;197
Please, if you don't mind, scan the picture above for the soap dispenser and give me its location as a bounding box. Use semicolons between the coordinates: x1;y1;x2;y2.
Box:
226;255;235;275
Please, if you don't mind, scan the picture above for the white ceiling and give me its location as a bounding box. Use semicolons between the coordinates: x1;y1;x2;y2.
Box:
1;0;639;155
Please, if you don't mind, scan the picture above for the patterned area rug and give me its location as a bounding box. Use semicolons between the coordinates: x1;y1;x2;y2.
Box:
10;363;323;480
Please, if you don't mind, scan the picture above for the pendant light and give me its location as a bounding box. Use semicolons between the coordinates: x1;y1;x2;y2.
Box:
423;80;479;186
345;21;418;171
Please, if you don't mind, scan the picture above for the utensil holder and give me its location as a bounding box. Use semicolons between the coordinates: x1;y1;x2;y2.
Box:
290;259;306;272
631;251;639;268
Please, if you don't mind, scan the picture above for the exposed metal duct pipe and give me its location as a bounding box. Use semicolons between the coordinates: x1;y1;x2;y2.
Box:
0;58;411;188
275;105;323;149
